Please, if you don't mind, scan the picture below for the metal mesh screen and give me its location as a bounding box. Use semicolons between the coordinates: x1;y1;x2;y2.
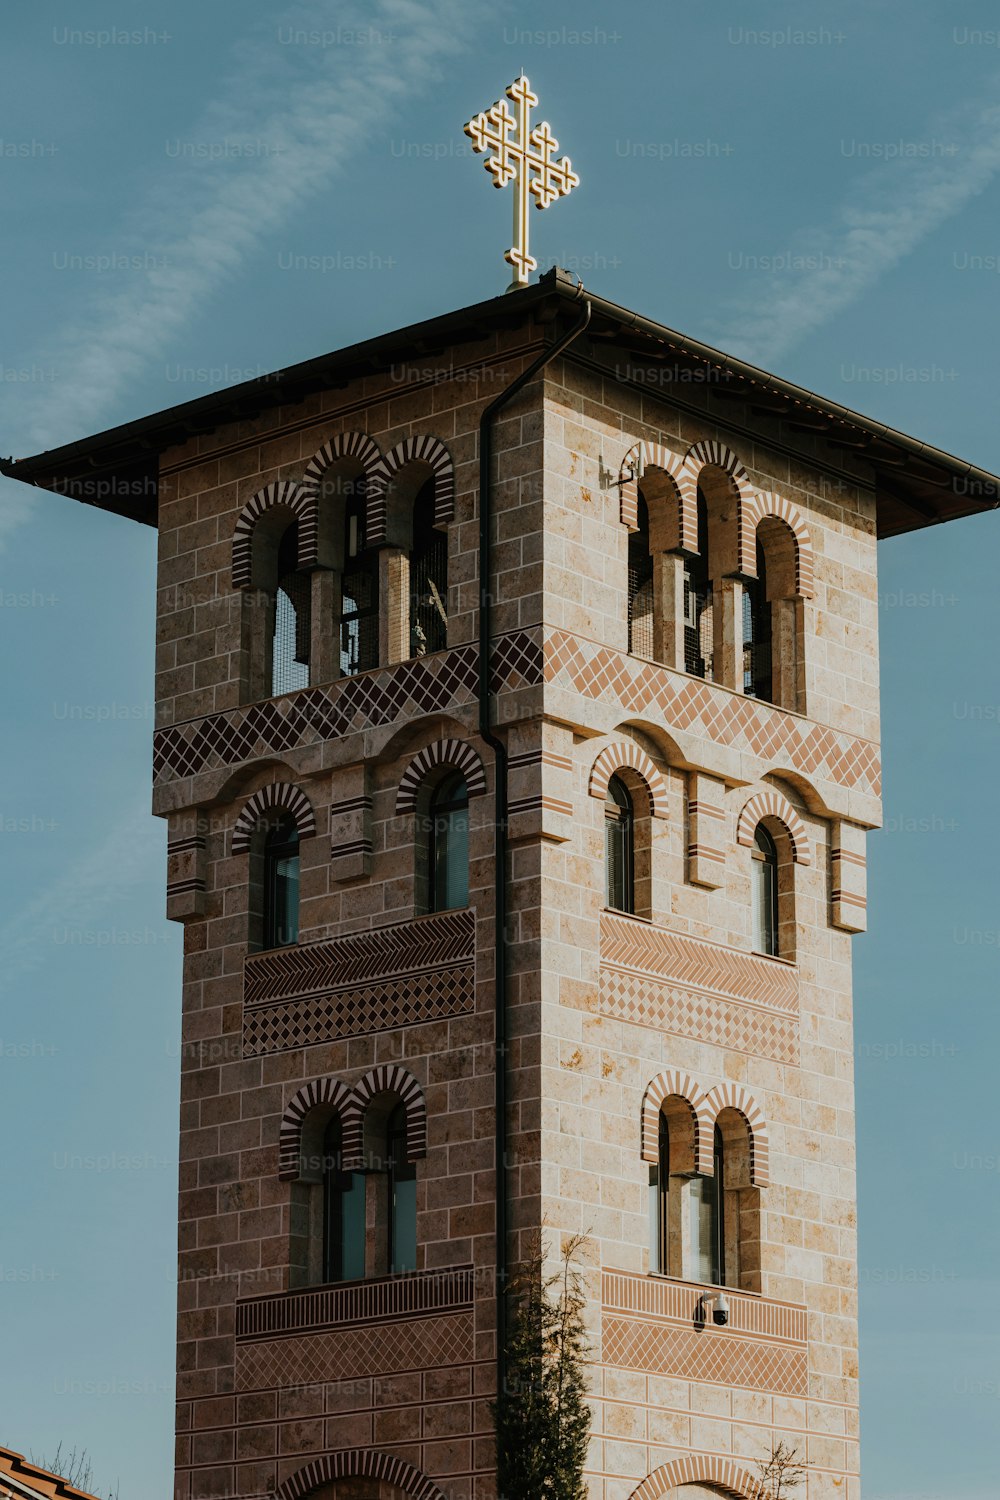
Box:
340;567;378;677
410;534;448;656
271;579;310;696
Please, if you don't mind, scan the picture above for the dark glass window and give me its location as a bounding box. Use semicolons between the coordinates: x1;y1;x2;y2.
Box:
604;775;634;914
751;824;779;956
341;487;378;676
690;1125;725;1285
743;541;774;702
683;489;712;678
410;479;448;657
272;522;310;696
387;1103;417;1275
650;1112;670;1275
628;495;654;659
321;1116;365;1283
263;814;299;949
429;772;469;912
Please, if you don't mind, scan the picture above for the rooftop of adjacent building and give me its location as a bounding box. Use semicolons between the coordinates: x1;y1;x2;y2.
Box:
3;266;998;539
0;1448;101;1500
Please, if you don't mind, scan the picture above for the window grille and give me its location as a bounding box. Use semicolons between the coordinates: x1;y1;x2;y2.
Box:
410;532;447;657
628;496;654;658
742;542;773;701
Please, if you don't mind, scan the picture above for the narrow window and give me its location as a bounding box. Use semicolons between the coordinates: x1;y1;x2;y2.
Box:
428;772;469;912
650;1111;670;1275
628;495;654;659
387;1103;417;1275
751;825;779;956
321;1116;365;1283
690;1125;725;1286
272;522;310;695
340;487;378;676
263;814;299;948
742;541;773;702
683;489;712;678
409;479;448;657
604;775;634;914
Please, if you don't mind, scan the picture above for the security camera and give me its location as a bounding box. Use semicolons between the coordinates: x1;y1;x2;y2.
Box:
701;1290;729;1326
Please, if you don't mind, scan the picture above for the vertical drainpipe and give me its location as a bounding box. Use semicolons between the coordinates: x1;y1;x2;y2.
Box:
477;286;592;1410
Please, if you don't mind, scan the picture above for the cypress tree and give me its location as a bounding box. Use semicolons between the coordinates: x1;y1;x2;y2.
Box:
492;1232;592;1500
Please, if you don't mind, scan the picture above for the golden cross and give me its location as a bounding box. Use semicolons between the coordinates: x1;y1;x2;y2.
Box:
464;74;580;290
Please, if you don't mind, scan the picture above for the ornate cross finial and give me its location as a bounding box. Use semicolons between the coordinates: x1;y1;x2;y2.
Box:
464;74;579;290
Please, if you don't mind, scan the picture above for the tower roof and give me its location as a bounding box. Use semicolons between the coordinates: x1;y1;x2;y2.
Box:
3;267;997;538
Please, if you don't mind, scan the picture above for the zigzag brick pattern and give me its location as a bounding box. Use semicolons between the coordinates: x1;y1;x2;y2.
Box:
235;1312;473;1391
600;913;799;1011
236;1266;474;1340
546;629;881;796
153;633;542;783
276;1452;449;1500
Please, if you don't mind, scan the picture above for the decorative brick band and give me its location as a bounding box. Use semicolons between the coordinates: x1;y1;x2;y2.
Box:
736;790;811;864
342;1064;427;1170
153;632;542;785
231;480;314;590
703;1081;770;1186
238;1312;473;1394
603;1269;806;1343
601;913;799;1012
543;628;882;801
588;740;670;819
602;1315;807;1396
277;1077;352;1179
396;737;488;814
232;782;317;855
274;1449;449;1500
278;1065;426;1179
740;489;814;597
237;1266;475;1341
368;433;456;546
629;1455;764;1500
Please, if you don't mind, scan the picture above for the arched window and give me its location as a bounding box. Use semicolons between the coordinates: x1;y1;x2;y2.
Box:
387;1103;417;1275
340;486;378;676
751;825;779;956
690;1125;725;1286
628;494;654;659
742;540;773;702
604;775;634;914
263;814;300;949
321;1115;365;1283
409;479;448;657
428;772;469;912
683;488;712;678
650;1111;670;1275
271;522;311;695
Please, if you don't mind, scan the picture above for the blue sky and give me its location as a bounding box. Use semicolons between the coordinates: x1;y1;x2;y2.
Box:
1;2;998;1496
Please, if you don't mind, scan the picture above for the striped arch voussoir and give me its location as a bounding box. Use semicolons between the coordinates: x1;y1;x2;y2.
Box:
740;489;814;597
618;441;690;549
274;1449;448;1500
341;1064;426;1172
278;1077;352;1181
641;1070;710;1169
395;738;487;815
232;783;317;855
367;434;455;546
703;1082;770;1186
589;741;670;820
231;480;314;590
736;790;811;865
680;440;756;560
629;1454;763;1500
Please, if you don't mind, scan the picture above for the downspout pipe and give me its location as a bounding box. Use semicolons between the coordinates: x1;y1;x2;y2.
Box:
478;286;592;1406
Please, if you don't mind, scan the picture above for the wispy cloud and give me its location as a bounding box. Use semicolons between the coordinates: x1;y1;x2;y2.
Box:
708;96;1000;365
0;799;162;995
1;0;484;547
